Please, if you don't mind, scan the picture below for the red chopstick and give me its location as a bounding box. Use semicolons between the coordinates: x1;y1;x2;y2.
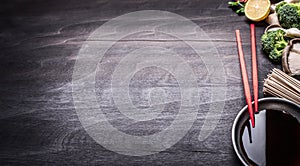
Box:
235;30;255;128
250;24;258;113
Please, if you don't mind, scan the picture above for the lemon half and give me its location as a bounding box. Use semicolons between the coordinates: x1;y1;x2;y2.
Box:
245;0;271;22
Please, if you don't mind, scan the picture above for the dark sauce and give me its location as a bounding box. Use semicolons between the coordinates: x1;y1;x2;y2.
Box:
241;110;300;166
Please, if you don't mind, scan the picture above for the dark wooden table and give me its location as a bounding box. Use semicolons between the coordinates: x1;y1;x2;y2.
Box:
0;0;279;165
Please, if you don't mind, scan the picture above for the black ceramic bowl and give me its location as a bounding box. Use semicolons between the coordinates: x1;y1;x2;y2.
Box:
232;97;300;166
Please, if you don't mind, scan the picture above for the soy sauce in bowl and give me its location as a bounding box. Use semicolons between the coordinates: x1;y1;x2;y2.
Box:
240;110;300;166
232;98;300;166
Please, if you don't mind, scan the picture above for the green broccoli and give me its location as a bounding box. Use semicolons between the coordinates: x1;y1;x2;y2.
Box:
276;2;300;29
261;29;288;62
275;1;287;13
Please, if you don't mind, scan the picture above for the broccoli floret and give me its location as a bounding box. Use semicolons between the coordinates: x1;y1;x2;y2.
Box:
269;48;284;62
261;29;288;62
276;3;300;29
275;1;287;13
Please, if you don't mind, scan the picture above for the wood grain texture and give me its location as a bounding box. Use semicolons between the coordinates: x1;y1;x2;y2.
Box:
0;0;279;165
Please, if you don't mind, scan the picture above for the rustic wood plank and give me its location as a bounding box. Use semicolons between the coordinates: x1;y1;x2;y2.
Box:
0;0;279;165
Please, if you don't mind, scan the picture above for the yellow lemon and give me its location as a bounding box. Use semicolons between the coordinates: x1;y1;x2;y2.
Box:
245;0;271;22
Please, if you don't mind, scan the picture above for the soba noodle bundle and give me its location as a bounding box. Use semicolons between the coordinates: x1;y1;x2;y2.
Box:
263;68;300;105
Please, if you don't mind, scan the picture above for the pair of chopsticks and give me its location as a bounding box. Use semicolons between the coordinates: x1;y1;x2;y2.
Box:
235;24;258;128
